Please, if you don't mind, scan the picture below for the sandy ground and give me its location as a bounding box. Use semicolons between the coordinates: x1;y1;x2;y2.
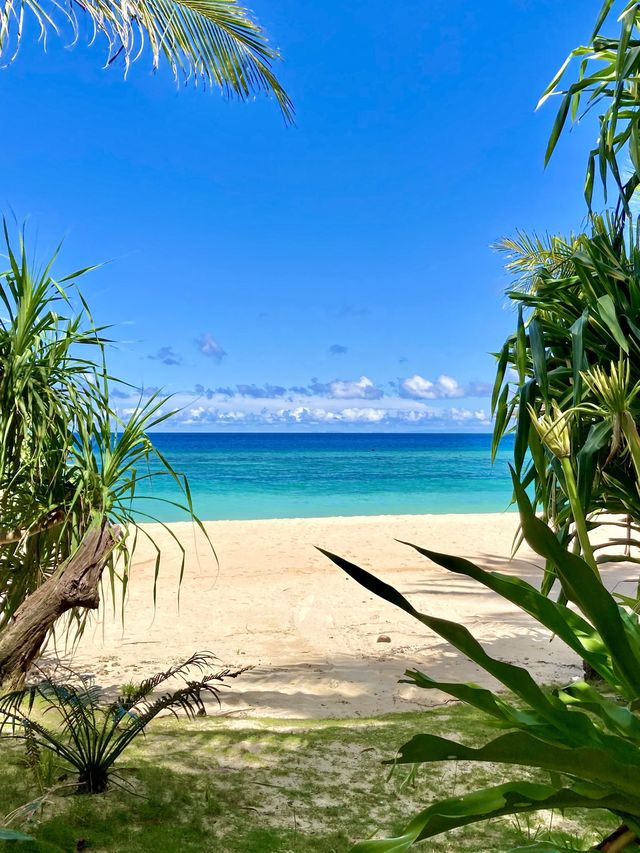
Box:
53;513;635;719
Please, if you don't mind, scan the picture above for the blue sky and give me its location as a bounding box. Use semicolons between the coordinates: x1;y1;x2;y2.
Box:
1;0;603;430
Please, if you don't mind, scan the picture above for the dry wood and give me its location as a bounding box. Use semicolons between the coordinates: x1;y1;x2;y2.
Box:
596;825;638;851
0;520;119;685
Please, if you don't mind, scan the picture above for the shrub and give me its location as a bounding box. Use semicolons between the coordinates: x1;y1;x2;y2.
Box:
0;652;243;794
321;473;640;851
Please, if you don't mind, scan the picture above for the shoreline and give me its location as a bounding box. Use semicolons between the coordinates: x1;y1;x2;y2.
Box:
159;508;518;525
62;512;634;719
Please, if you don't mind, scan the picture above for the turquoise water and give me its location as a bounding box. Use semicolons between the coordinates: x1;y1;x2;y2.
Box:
133;433;515;522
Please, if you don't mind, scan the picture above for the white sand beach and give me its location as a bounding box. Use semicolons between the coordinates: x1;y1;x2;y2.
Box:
61;512;634;719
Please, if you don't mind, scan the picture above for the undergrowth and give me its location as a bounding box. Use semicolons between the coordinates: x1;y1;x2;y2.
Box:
0;704;618;851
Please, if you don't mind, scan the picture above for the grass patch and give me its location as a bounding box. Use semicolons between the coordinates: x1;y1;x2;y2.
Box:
0;704;617;851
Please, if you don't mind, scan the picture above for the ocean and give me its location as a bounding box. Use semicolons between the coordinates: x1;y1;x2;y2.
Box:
133;432;516;522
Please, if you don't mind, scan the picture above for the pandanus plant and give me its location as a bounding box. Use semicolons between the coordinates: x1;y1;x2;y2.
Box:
493;0;640;581
492;215;640;589
0;223;211;686
321;475;640;852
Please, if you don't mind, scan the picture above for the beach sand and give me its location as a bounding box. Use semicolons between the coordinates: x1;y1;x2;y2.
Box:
60;513;634;719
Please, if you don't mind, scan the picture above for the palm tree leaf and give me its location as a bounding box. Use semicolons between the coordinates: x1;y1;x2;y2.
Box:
0;0;292;119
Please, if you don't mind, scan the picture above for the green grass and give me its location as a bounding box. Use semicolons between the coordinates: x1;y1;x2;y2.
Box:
0;704;618;852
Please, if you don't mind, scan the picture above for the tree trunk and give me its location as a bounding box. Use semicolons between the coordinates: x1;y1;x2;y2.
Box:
596;825;638;851
0;520;120;686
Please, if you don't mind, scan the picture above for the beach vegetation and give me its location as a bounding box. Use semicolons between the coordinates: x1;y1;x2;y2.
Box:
492;214;640;587
321;473;640;850
0;223;208;686
0;707;620;851
0;0;292;120
0;653;241;794
493;0;640;585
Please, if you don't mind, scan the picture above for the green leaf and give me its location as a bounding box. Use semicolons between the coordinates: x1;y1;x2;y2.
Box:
557;680;640;742
545;93;571;166
576;420;612;508
394;731;640;795
492;341;510;413
528;319;549;399
596;294;629;353
352;782;640;850
516;306;528;384
492;382;511;461
514;380;536;473
570;309;589;405
591;0;616;39
0;0;294;121
399;541;613;683
318;548;601;735
511;470;640;696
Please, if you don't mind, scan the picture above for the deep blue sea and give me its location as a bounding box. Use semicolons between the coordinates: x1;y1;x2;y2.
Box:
133;433;515;522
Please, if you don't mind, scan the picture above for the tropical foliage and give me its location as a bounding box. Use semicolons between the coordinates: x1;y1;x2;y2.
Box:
492;0;640;577
0;0;292;119
0;652;242;793
541;0;640;211
491;215;640;588
0;223;207;683
321;475;640;851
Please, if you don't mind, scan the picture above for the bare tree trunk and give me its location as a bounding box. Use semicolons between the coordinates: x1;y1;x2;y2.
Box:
0;521;119;686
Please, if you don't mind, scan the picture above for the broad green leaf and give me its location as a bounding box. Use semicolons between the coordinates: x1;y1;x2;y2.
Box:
402;670;548;730
528;319;549;399
557;680;640;742
399;541;614;683
576;420;612;508
570;309;589;405
596;294;629;352
394;731;640;795
353;782;640;850
511;471;640;695
319;548;605;737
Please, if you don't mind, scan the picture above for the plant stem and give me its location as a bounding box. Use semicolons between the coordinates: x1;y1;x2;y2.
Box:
560;456;599;578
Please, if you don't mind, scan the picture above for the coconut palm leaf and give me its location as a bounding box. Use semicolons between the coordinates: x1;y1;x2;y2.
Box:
0;0;292;120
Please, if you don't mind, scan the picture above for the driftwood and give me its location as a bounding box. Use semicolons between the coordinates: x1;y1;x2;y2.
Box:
0;520;119;686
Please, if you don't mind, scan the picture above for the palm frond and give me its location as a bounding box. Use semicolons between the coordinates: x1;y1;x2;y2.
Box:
0;0;293;120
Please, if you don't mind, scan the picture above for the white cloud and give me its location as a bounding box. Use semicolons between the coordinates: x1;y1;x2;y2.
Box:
328;376;383;399
399;374;465;400
436;375;464;397
399;375;436;399
112;371;492;431
449;408;490;423
196;333;227;361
